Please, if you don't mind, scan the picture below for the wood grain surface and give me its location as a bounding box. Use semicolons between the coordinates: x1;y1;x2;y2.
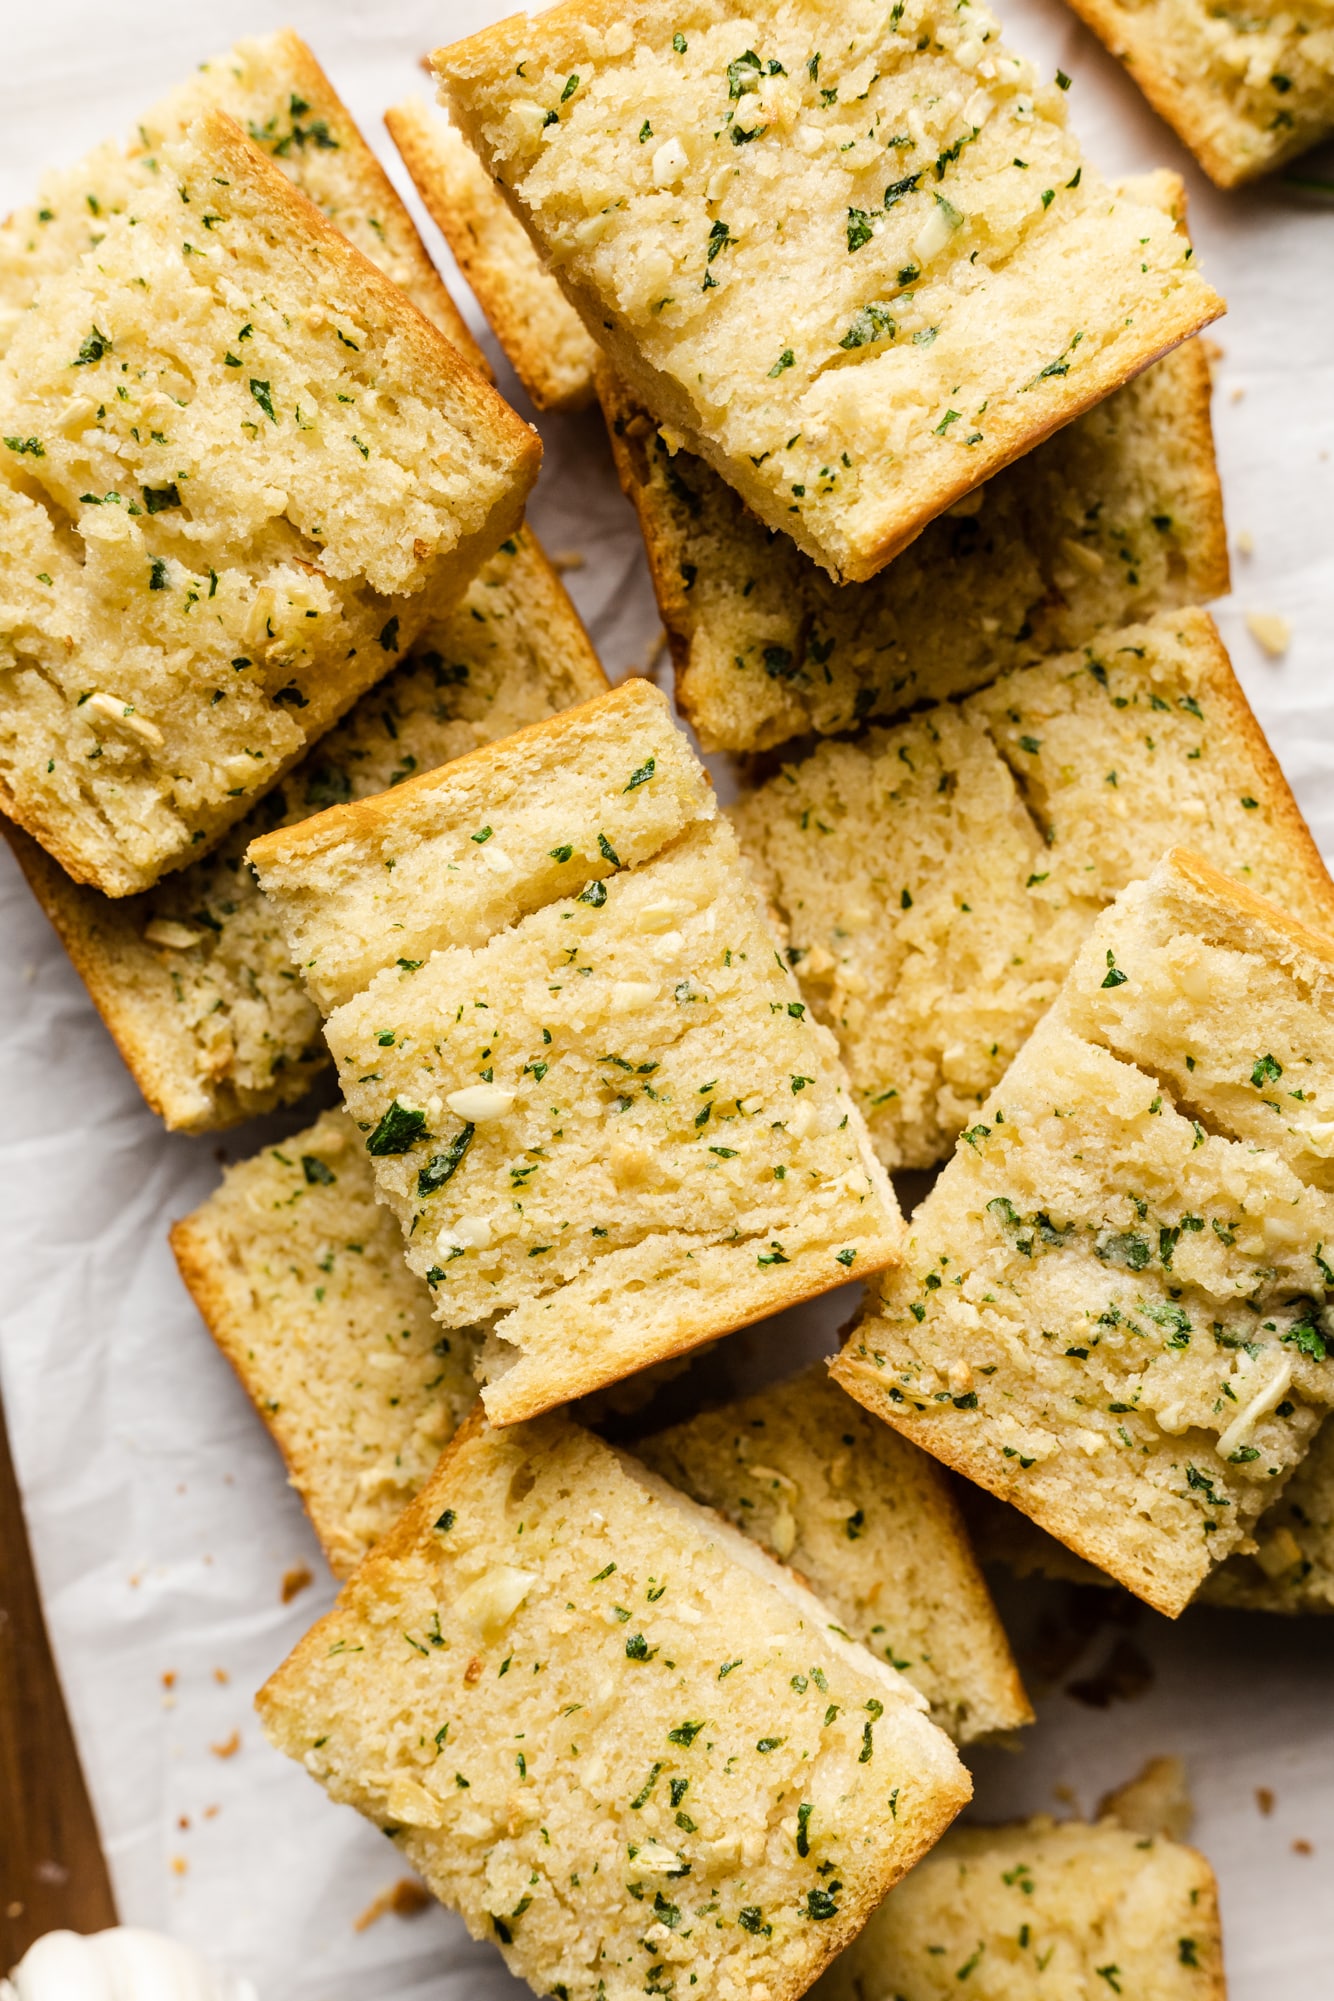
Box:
0;1388;117;1966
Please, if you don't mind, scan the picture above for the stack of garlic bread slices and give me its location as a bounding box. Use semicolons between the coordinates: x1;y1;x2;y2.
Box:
838;850;1334;1616
0;105;537;894
248;679;904;1424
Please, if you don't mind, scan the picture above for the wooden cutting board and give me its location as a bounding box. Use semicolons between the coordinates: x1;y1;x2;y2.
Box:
0;1386;117;1966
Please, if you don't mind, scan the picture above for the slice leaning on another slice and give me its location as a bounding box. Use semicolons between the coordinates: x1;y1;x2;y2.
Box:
173;1107;1033;1746
835;849;1334;1617
386;98;599;411
810;1810;1224;2000
257;1411;971;2001
249;678;902;1425
1060;0;1334;189
6;527;605;1131
171;1107;481;1580
0;29;489;370
0;112;539;896
638;1365;1031;1743
433;0;1223;584
601;318;1227;754
732;606;1334;1170
965;1415;1334;1612
173;1112;1035;1730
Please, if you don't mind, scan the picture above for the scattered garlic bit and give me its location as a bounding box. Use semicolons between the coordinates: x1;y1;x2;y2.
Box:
143;918;206;951
451;1562;536;1640
1235;529;1254;557
85;690;165;748
1254;1524;1305;1579
551;549;586;573
446;1083;516;1121
1246;610;1291;658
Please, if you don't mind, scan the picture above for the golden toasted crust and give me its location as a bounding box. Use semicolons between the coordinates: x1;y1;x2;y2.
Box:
171;1208;325;1517
249;673;668;884
827;282;1223;582
1062;0;1334;188
168;1108;481;1578
1167;628;1334;934
386;99;599;411
479;1224;905;1428
4;826;205;1126
834;1346;1192;1619
1168;334;1231;599
1168;844;1334;970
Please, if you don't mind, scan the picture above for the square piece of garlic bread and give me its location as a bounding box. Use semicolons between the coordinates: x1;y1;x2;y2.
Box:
0;111;537;894
813;1811;1224;1999
257;1411;970;2001
835;849;1334;1615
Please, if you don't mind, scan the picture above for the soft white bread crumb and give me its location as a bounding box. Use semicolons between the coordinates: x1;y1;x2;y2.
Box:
1245;610;1291;659
386;99;599;410
171;1107;479;1577
7;527;604;1130
733;690;1086;1174
639;1365;1031;1743
0;31;489;370
257;1411;971;2001
434;0;1222;582
601;334;1228;754
836;850;1334;1617
812;1812;1224;1999
734;608;1334;1170
1060;0;1334;188
0;112;539;895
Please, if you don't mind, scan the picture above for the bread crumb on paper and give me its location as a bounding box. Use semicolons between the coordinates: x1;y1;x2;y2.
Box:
1246;611;1291;658
353;1879;434;1932
281;1564;314;1604
1101;1755;1194;1841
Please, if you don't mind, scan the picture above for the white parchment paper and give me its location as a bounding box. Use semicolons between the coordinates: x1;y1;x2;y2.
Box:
1;4;1331;1996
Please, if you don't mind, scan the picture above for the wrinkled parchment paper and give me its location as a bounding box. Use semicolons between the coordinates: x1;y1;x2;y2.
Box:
1;3;1331;1995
